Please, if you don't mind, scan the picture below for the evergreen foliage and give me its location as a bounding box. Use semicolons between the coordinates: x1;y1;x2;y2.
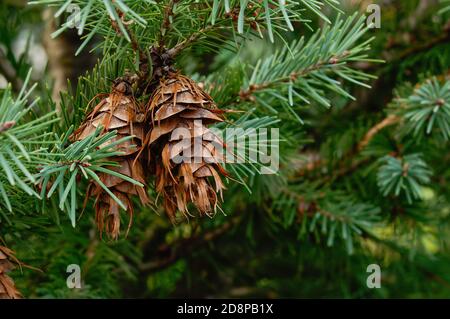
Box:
0;0;449;298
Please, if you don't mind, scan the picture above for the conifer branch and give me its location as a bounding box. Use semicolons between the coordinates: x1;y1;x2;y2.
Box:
166;24;219;58
4;0;449;299
294;114;400;182
0;121;16;134
159;0;179;47
110;8;147;62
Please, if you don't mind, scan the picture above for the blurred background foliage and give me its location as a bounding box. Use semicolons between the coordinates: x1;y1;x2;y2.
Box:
1;0;450;298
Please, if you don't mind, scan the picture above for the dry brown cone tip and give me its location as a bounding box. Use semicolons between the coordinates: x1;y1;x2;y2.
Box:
146;72;228;222
72;79;151;238
0;245;22;299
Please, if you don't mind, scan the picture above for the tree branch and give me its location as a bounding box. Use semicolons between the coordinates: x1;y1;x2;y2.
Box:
394;22;450;63
139;215;242;273
159;0;179;47
357;115;400;151
238;51;351;101
0;121;16;134
166;24;219;58
110;9;147;62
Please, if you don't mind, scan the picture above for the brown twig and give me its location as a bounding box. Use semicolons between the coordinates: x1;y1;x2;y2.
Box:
0;121;16;133
81;228;100;276
394;22;450;62
110;9;146;62
166;24;218;58
144;24;220;94
238;51;351;101
110;8;152;98
159;0;179;47
294;113;401;183
359;22;450;73
284;190;351;224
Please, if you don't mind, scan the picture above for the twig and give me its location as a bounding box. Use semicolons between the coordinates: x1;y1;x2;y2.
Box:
159;0;179;47
238;51;351;101
294;114;400;183
360;228;450;288
0;121;16;134
166;24;218;58
357;115;400;151
395;23;450;62
359;22;450;73
110;10;146;62
0;48;23;93
285;190;350;223
324;157;372;184
110;8;151;97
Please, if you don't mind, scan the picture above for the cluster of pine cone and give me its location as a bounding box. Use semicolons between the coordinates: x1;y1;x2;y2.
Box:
71;72;228;239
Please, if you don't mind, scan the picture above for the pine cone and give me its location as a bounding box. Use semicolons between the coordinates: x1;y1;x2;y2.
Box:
0;246;22;299
146;73;228;222
72;79;151;238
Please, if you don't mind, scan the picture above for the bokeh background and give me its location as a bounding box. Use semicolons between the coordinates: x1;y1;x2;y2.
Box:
1;0;450;298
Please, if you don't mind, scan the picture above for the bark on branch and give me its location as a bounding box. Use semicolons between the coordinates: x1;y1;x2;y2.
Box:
0;48;23;93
